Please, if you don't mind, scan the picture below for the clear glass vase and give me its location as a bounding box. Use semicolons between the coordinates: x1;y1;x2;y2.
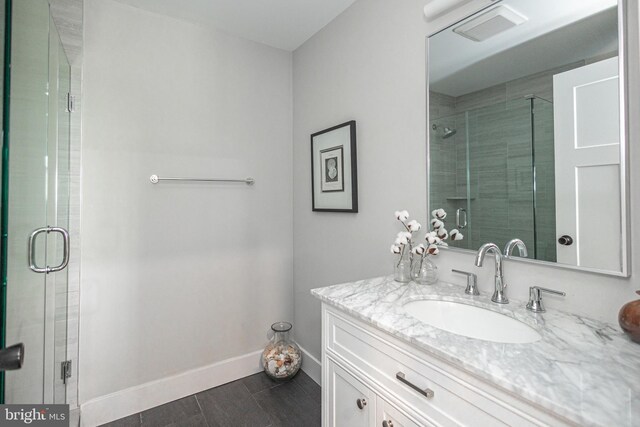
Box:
262;322;302;381
411;256;439;285
394;248;412;283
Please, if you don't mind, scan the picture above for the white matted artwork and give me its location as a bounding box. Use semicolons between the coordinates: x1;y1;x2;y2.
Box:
311;121;358;212
320;146;344;192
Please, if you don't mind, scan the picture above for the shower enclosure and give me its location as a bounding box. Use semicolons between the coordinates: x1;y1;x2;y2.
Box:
429;96;556;262
0;0;71;403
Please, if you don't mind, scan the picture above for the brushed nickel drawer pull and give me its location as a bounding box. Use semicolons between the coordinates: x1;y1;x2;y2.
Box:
382;420;394;427
356;398;367;409
396;371;434;399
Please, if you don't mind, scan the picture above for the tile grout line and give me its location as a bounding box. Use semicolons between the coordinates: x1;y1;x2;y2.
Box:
193;394;211;427
249;387;276;427
240;380;255;396
241;376;284;396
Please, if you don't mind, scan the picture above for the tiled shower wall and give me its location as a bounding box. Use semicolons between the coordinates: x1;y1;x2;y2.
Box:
429;95;545;256
49;0;82;411
430;55;616;262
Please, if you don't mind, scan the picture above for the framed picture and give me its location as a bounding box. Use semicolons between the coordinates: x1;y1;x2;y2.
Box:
311;121;358;212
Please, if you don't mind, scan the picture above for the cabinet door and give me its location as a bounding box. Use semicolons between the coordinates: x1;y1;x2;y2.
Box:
376;396;429;427
327;360;375;427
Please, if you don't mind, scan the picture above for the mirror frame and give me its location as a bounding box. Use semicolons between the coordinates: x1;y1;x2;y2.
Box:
425;0;632;277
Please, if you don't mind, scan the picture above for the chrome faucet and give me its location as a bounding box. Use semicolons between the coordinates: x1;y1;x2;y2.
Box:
504;239;528;258
475;243;508;304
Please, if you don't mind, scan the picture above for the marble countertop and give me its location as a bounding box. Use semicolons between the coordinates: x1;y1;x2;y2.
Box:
311;275;640;427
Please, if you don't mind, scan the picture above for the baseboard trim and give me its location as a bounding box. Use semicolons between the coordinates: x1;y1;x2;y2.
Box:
80;350;263;427
70;408;80;427
298;345;321;385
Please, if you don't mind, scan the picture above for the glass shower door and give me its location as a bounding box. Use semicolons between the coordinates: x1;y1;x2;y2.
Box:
0;0;71;404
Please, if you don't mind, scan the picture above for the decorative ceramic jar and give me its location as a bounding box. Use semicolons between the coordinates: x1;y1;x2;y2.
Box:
619;291;640;344
411;256;439;285
262;322;302;380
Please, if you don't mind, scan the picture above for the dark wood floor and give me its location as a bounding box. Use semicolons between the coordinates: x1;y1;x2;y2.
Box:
100;370;321;427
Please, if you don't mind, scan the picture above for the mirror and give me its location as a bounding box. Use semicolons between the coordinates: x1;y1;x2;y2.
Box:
427;0;629;275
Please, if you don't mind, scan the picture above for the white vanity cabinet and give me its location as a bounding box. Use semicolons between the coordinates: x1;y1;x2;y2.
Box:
376;397;423;427
326;359;423;427
327;360;375;427
321;303;575;427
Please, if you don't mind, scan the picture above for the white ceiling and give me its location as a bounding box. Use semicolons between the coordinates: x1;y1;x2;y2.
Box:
111;0;358;51
430;0;618;96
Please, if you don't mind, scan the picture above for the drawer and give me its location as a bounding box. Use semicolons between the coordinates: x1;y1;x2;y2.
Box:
326;359;376;427
377;395;429;427
325;307;554;427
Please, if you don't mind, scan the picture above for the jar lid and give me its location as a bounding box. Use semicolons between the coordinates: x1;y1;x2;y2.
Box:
271;321;292;333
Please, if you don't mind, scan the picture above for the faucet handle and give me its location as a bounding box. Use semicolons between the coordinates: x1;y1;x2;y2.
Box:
452;269;479;296
526;286;566;313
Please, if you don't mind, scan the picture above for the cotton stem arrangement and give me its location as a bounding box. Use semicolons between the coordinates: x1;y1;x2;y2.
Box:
390;210;422;267
391;208;464;268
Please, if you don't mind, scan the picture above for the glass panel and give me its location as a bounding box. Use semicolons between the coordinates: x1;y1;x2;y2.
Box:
3;0;51;403
52;16;70;404
430;97;541;256
466;98;536;256
503;97;535;258
532;97;556;262
0;0;7;401
0;0;70;404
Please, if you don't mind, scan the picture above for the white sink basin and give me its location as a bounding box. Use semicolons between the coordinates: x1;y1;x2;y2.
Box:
403;300;541;344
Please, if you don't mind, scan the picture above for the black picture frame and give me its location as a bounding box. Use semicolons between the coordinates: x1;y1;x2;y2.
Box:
311;121;358;212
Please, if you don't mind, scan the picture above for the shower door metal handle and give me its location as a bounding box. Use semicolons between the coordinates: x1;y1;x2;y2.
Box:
456;208;467;229
0;343;24;371
28;227;49;273
28;226;70;274
48;227;70;273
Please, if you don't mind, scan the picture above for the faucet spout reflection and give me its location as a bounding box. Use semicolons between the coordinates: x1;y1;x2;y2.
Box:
504;239;528;258
475;243;508;304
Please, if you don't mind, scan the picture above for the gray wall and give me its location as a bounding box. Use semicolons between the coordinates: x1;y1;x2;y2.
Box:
81;0;293;403
293;0;640;363
293;0;429;359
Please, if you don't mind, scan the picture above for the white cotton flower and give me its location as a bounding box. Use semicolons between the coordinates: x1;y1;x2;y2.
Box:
407;220;422;232
427;244;440;255
439;242;449;247
395;210;410;221
412;244;426;256
437;228;448;240
431;208;447;220
450;229;464;241
430;219;444;230
395;231;411;245
390;245;402;254
425;231;438;245
397;231;412;240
